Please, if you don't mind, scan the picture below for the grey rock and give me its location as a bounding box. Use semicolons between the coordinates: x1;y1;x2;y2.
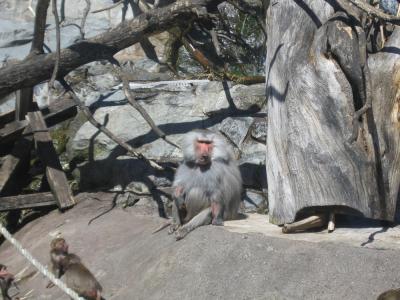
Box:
239;139;267;189
219;116;253;147
251;117;267;143
67;80;266;190
230;83;266;111
242;189;268;213
3;195;400;300
194;81;235;115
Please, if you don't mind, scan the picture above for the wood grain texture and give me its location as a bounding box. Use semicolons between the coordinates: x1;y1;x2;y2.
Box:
0;0;212;99
27;110;75;209
265;0;400;224
0;192;56;211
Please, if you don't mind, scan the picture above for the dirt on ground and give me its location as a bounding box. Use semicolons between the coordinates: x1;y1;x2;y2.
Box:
1;192;400;300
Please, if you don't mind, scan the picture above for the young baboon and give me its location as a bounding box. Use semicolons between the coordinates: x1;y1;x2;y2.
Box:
60;254;103;300
47;238;103;300
0;264;14;300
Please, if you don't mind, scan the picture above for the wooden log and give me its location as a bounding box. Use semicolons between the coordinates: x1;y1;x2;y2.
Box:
0;0;213;99
0;192;56;211
282;215;327;234
26;110;75;209
265;1;400;224
0;96;77;144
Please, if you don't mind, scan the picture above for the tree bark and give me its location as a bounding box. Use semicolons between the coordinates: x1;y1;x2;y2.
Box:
0;0;212;99
266;0;400;224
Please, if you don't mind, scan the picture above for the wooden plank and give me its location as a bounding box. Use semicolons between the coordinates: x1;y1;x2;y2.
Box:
0;192;56;211
0;131;32;195
0;110;15;128
0;97;77;144
27;110;75;209
15;88;34;121
0;120;29;143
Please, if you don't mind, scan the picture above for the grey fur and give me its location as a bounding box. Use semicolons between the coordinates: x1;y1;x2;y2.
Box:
171;129;242;240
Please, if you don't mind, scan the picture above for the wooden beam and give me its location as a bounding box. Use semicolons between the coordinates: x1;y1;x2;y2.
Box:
0;97;77;144
15;88;34;121
0;110;15;128
0;132;32;195
26;110;75;209
0;192;56;211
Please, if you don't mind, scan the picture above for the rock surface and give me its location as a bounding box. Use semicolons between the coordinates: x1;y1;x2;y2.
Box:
1;193;400;300
66;79;267;191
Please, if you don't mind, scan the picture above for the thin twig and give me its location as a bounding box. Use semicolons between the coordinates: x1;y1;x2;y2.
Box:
49;0;61;88
340;0;400;24
92;0;123;14
110;58;181;149
28;0;36;17
58;78;164;170
210;28;221;56
80;0;91;39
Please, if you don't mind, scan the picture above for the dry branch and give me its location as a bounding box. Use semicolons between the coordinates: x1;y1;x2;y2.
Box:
182;37;265;84
282;215;327;233
59;79;164;170
92;0;123;14
49;0;61;88
338;0;400;24
110;59;180;149
0;0;212;99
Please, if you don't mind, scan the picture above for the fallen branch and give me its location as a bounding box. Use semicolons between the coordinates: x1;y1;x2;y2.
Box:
59;78;164;170
282;214;327;233
182;37;265;84
92;0;123;14
339;0;400;24
49;0;61;88
0;0;212;98
110;59;180;149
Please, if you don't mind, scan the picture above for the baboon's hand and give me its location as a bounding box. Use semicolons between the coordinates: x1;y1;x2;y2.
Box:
175;227;189;241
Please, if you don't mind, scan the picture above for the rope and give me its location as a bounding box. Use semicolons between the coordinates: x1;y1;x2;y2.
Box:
0;224;84;300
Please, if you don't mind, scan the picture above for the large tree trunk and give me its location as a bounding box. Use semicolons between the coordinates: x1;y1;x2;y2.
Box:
266;0;400;224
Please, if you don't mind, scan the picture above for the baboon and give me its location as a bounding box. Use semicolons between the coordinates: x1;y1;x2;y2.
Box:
170;129;242;240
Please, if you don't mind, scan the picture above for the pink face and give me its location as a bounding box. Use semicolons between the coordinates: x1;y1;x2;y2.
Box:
0;266;13;281
55;240;69;253
195;139;213;165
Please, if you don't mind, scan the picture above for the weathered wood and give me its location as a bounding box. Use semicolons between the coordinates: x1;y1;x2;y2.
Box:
0;120;29;143
26;110;75;209
0;192;56;211
0;110;15;128
0;96;77;144
327;213;335;233
0;0;213;99
15;88;33;121
0;133;32;195
282;215;326;234
266;0;400;224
